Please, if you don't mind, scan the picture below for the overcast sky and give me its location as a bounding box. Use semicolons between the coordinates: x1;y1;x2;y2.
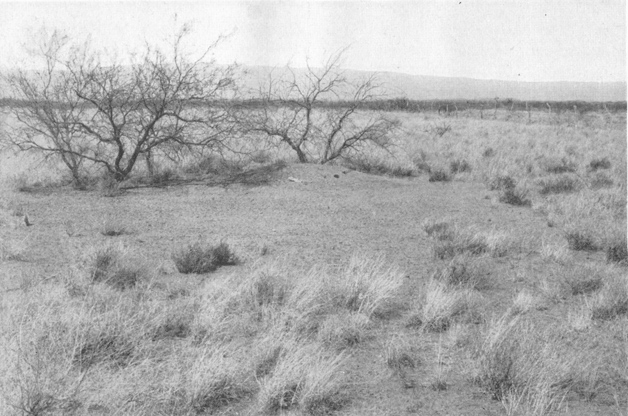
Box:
0;1;625;83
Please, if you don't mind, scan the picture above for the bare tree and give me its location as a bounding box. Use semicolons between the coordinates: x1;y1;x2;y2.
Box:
244;50;399;164
3;27;237;185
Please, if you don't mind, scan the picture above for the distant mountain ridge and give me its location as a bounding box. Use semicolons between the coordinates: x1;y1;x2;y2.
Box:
239;66;626;102
1;66;625;102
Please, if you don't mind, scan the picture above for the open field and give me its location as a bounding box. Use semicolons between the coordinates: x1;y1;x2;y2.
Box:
0;108;626;415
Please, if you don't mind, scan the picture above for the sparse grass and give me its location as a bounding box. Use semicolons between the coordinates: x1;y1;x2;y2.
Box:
428;168;451;182
172;242;239;274
537;174;581;195
539;241;570;264
421;217;454;239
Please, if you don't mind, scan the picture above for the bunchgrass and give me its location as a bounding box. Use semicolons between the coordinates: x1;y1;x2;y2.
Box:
172;242;240;274
428;168;451;182
537;174;581;195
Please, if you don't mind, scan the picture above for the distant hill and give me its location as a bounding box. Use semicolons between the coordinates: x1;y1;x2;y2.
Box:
1;66;625;103
239;66;626;102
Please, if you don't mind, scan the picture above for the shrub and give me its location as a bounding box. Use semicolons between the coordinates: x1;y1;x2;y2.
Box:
412;154;431;174
149;167;178;186
565;231;599;251
587;157;611;172
172;242;239;274
429;169;451;182
537;174;581;195
449;159;472;174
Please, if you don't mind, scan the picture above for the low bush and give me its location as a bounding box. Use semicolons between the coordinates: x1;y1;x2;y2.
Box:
172;242;240;274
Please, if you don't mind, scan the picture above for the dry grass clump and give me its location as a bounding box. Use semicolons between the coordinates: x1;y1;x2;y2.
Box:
256;342;346;414
345;155;415;177
587;157;611;172
172;241;240;274
434;254;491;291
100;218;129;236
605;236;628;264
474;315;578;413
89;243;145;290
430;226;509;260
539;241;570;264
385;333;417;372
421;217;454;239
564;229;600;252
329;254;404;318
488;174;517;192
317;312;369;351
559;264;605;296
499;186;531;206
537;174;582;195
588;171;614;189
428;168;451;182
539;156;577;174
407;279;470;332
449;158;471;174
590;274;628;321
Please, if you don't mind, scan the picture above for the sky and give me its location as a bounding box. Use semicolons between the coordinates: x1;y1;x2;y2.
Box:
0;1;625;83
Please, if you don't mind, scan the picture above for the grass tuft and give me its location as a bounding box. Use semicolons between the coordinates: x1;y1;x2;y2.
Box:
537;174;581;195
450;159;472;174
587;157;611;172
565;230;599;251
428;168;451;182
172;242;239;274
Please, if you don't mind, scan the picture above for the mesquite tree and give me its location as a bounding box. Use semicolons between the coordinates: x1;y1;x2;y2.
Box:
245;51;399;164
3;27;237;185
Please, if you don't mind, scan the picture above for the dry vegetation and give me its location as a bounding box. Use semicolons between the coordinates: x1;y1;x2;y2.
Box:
0;103;626;416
